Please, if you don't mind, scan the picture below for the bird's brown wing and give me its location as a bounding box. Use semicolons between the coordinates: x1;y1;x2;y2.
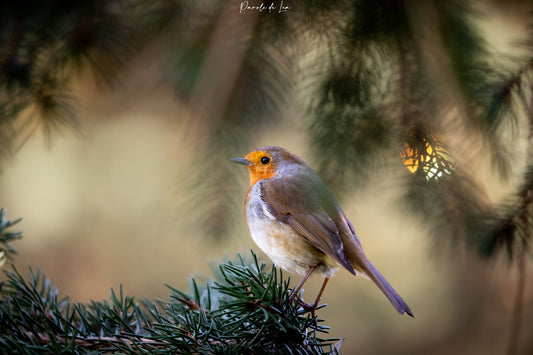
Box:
260;176;356;274
261;174;414;316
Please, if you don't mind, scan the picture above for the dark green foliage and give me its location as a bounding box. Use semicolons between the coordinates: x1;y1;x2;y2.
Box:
0;209;22;264
0;0;136;158
348;0;412;46
0;212;340;353
401;171;487;249
470;167;533;260
436;1;489;109
309;41;394;190
0;232;339;354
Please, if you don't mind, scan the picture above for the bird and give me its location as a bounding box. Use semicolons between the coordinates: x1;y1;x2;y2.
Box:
232;146;413;317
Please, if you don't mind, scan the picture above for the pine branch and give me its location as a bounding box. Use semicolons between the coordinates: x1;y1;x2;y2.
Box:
0;209;22;268
0;246;341;354
0;209;341;353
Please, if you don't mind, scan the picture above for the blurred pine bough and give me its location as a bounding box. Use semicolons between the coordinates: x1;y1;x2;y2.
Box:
1;0;532;258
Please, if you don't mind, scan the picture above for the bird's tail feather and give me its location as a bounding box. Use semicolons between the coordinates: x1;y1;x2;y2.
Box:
362;260;414;317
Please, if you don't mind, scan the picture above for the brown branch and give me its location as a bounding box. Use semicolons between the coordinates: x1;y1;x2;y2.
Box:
188;2;259;123
24;331;170;350
23;330;240;352
506;186;532;355
505;246;527;355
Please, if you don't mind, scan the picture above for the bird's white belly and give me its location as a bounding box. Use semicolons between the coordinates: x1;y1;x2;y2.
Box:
245;187;337;276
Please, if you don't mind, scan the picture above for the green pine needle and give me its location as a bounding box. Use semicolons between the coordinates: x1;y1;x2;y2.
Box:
0;250;340;354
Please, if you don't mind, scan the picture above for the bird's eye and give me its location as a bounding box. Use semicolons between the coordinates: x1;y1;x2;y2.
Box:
261;156;270;165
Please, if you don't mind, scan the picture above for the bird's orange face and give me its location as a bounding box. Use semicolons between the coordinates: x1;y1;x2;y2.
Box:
243;150;277;187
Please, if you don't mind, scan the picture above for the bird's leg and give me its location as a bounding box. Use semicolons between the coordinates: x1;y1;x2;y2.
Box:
295;276;330;320
309;276;329;313
288;267;331;319
288;266;316;302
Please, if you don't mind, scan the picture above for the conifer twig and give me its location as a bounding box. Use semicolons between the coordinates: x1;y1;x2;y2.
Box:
0;218;340;355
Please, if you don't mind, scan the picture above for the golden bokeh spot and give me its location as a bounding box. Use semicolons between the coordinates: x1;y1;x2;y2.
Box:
401;134;454;181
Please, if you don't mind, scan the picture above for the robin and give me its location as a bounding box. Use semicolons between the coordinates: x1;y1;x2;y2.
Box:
233;146;413;317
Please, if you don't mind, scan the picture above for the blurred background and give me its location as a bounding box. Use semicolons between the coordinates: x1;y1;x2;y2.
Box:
1;0;533;354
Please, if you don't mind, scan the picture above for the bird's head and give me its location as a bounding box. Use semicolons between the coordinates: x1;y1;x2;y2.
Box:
232;146;303;187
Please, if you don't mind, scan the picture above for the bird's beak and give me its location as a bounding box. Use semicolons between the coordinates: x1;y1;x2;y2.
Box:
231;157;252;166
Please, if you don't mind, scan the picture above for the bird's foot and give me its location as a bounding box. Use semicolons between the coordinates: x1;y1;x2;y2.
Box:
296;299;319;319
